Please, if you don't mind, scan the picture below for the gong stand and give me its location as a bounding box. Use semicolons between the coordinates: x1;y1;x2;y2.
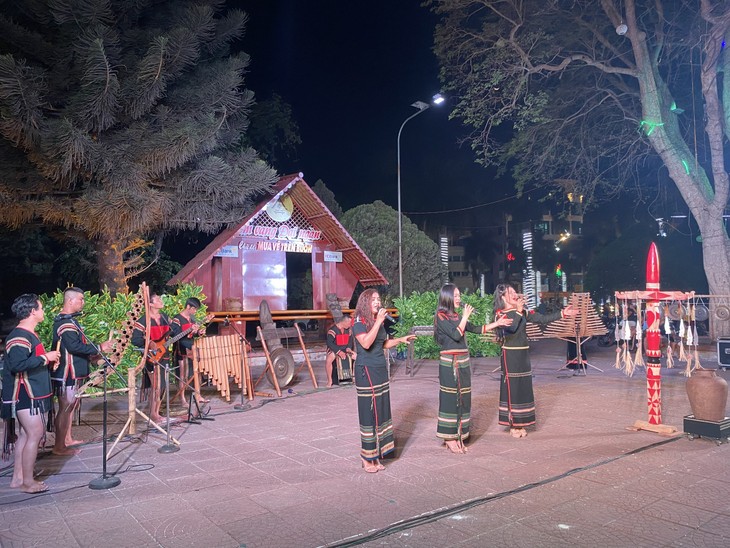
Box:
255;326;283;396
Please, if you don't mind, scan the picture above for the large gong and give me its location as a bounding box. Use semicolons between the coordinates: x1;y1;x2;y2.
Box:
258;300;296;388
266;347;295;388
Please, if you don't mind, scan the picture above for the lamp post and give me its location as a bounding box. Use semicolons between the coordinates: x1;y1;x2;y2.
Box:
396;94;444;299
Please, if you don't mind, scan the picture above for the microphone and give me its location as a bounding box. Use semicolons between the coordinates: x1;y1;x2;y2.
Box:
380;309;397;323
57;312;82;320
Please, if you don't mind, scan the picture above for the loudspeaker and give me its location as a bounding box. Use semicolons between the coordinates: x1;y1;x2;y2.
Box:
717;339;730;369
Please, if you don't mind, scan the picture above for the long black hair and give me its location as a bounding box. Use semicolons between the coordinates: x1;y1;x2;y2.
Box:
434;283;458;344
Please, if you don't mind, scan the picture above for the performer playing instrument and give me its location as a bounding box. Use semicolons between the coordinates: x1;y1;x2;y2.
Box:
1;294;59;493
131;293;170;423
352;289;415;473
51;287;113;456
170;297;208;406
434;283;512;454
325;314;356;387
493;284;576;438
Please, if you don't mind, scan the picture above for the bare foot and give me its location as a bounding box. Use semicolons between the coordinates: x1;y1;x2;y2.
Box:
510;428;526;438
10;478;23;489
361;459;378;473
374;460;385;470
326;382;333;388
20;481;48;493
52;446;81;456
195;397;210;404
66;439;84;447
445;440;464;454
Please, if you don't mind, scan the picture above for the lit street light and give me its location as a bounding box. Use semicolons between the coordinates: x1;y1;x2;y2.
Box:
396;93;444;299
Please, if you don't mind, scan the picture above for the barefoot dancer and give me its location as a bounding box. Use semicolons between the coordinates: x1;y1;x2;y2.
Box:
352;289;414;473
1;294;59;493
51;287;113;455
434;283;512;453
493;284;576;438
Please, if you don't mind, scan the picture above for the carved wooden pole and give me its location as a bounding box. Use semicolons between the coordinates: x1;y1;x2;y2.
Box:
645;242;663;424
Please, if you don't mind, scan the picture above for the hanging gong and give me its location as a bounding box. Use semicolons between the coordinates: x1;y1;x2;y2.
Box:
667;302;684;321
694;304;709;322
266;347;295;388
715;305;730;321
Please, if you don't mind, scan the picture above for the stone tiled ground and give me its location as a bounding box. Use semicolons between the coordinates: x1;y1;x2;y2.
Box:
1;339;728;547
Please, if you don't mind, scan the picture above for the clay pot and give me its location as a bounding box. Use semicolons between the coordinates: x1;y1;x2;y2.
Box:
686;368;728;422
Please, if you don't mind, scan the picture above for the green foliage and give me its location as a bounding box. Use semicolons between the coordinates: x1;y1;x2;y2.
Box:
311;179;344;219
0;1;278;293
245;93;302;166
341;201;445;299
37;283;206;390
391;290;501;359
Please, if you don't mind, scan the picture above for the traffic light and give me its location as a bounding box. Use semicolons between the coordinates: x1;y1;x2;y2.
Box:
555;264;563;277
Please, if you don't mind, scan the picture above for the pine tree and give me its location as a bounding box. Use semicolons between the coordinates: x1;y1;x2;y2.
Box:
0;0;278;293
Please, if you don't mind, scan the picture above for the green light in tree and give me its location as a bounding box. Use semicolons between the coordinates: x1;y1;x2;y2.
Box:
640;120;664;135
681;159;690;174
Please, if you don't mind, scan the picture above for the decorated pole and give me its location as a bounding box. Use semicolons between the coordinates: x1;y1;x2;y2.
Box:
644;242;663;424
615;243;692;434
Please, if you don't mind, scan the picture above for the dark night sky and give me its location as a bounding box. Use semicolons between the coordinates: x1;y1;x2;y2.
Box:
236;1;508;222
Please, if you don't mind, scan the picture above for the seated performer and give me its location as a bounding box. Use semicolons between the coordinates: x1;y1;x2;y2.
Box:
170;297;208;406
52;287;113;455
325;314;356;387
131;293;170;423
1;294;59;493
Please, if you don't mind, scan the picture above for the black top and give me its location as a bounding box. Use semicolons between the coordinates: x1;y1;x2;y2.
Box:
353;319;388;369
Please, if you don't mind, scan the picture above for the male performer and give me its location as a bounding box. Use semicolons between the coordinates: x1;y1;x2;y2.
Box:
52;287;113;455
2;294;59;493
170;297;207;406
325;314;356;387
131;293;171;423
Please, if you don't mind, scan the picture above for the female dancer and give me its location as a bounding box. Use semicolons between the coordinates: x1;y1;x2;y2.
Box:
352;289;415;473
434;283;512;453
493;284;575;438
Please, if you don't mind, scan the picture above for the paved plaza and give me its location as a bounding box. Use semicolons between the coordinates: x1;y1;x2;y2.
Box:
1;338;728;547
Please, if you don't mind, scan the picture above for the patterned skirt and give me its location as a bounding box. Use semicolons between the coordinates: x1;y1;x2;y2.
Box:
498;346;536;427
437;350;471;441
355;365;394;461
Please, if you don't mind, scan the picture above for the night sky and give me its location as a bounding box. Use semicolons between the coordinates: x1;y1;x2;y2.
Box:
237;0;508;220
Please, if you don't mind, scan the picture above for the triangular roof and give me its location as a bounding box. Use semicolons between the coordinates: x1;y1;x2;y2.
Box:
169;173;387;287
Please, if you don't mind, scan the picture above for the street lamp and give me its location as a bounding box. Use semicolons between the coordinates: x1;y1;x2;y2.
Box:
396;93;444;298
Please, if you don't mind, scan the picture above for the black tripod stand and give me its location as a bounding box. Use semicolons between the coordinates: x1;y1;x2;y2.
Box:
64;318;122;490
225;317;251;411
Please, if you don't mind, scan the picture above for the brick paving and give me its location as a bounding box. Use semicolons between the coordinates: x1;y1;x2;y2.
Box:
1;338;728;547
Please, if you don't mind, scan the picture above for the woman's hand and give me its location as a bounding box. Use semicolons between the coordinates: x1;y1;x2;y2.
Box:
462;303;474;321
496;316;513;327
375;308;389;324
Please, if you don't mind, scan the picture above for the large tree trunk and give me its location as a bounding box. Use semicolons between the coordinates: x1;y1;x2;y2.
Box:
696;215;730;339
95;233;129;295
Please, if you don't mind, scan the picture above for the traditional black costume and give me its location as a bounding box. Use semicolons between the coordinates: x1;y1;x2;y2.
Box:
434;311;490;443
496;307;563;428
353;318;394;461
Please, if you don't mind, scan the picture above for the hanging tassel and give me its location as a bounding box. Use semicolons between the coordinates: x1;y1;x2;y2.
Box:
666;343;674;368
663;311;671;336
633;302;644;367
679;317;685;338
615;345;622;371
623;342;635;376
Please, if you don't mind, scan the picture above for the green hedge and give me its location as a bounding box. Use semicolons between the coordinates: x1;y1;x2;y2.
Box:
392;290;501;359
37;283;206;390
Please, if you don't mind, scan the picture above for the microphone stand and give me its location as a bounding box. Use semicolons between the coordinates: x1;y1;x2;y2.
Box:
67;318;121;490
226;317;251;411
157;357;179;454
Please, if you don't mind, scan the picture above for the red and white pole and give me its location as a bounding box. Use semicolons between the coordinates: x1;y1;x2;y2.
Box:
644;243;662;424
